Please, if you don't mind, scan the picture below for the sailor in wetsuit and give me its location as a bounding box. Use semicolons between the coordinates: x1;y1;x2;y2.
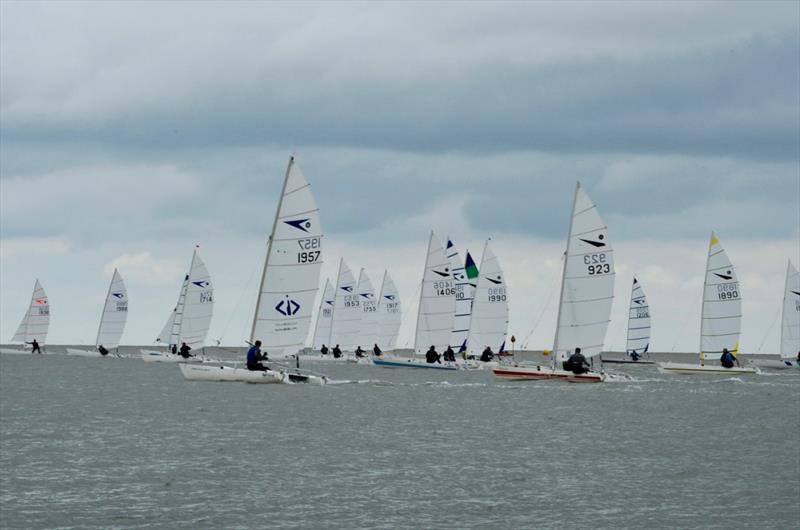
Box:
178;342;194;359
355;346;365;358
246;340;268;371
332;345;342;359
480;347;494;363
97;344;109;356
372;344;382;357
27;339;42;354
320;344;329;356
425;346;441;364
719;348;737;368
442;346;456;362
564;347;590;374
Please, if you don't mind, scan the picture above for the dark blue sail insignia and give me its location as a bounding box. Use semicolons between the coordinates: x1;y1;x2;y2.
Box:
579;234;606;248
111;292;125;299
714;270;734;280
384;294;396;301
192;280;209;288
457;339;467;353
634;299;645;305
792;290;800;297
275;296;301;316
341;286;353;293
325;300;335;306
284;218;312;233
360;293;373;299
433;268;450;278
487;275;503;285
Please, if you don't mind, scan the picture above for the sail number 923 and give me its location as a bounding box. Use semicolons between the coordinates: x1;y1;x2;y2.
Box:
297;238;321;263
584;253;610;275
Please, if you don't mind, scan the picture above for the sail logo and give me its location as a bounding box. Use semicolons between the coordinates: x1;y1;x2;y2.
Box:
633;299;646;306
433;268;450;278
384;295;396;301
285;218;312;233
359;293;373;299
487;276;503;285
341;286;353;293
34;298;47;305
275;297;300;316
579;234;606;248
112;292;125;299
325;300;335;306
192;280;210;288
714;271;734;280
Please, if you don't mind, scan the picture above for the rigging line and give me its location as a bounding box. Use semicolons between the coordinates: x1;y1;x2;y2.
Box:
754;305;781;353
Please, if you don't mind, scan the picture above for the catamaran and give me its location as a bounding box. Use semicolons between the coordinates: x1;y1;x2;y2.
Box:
376;270;402;352
179;156;327;384
142;246;213;363
657;232;758;375
66;269;128;357
493;182;615;383
464;240;508;364
0;280;50;355
604;277;654;364
355;268;378;354
780;260;800;368
374;231;462;370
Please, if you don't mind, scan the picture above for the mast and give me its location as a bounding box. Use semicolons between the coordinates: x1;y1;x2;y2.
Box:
328;257;344;346
781;259;791;359
552;182;580;366
95;270;117;348
699;231;715;364
250;156;294;343
413;231;435;355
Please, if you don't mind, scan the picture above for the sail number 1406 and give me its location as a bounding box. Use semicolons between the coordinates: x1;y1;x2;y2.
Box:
297;238;321;263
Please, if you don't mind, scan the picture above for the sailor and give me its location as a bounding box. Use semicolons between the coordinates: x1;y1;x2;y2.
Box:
170;344;178;355
178;342;193;359
425;345;440;364
480;346;494;363
97;344;109;356
246;340;268;371
565;347;590;374
355;346;365;358
27;339;41;354
720;348;736;369
443;345;456;362
630;350;641;362
372;344;383;357
320;344;329;356
332;344;342;359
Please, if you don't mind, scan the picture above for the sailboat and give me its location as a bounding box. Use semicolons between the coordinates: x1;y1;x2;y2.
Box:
604;277;654;364
311;278;335;351
376;270;402;351
657;232;758;375
447;239;474;354
493;182;615;383
780;260;800;367
65;269;128;357
141;246;214;362
180;156;327;384
374;231;462;370
355;268;379;354
465;240;509;361
328;258;361;355
0;280;50;355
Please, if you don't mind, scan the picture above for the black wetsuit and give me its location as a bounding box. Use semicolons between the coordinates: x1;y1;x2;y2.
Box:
425;348;440;364
480;348;494;363
373;345;382;357
332;346;342;359
29;340;41;354
320;345;329;356
443;347;455;362
98;345;109;356
566;352;589;374
179;344;193;358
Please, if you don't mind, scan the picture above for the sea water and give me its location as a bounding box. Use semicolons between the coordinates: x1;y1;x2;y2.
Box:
1;353;798;529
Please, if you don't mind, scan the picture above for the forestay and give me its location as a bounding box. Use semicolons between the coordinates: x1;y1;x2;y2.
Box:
355;269;379;350
447;239;474;352
780;260;800;361
414;231;456;355
553;183;615;361
700;232;741;361
328;258;360;351
251;157;323;356
95;269;128;349
312;278;335;350
466;240;508;356
625;277;651;356
377;271;402;351
11;280;50;343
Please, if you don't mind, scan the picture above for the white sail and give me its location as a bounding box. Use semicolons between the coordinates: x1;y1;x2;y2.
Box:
95;269;128;349
156;276;185;344
329;258;360;351
311;278;335;350
780;260;799;361
414;231;456;355
179;249;214;349
355;269;378;350
625;276;651;356
251;157;323;356
11;279;50;343
700;232;742;361
446;238;474;352
377;271;402;351
553;183;615;360
466;240;508;356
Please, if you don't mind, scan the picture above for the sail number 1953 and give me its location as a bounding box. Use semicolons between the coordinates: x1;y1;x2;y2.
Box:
297;238;321;263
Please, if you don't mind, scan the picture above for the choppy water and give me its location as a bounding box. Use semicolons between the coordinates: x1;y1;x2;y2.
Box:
1;354;798;529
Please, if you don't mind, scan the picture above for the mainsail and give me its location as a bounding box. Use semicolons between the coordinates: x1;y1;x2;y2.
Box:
780;260;799;361
11;279;50;343
466;240;508;356
328;258;360;351
414;231;456;355
355;269;378;350
625;277;651;356
156;275;187;344
553;182;615;361
250;157;323;356
447;238;474;352
177;249;214;349
311;278;335;350
376;271;402;351
95;269;128;349
700;232;741;361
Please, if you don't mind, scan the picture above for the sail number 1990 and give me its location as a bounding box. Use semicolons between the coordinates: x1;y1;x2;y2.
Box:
297;238;321;263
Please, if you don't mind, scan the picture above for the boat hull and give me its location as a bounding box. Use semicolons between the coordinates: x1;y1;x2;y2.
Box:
373;357;461;370
0;347;34;355
141;350;203;363
602;359;654;365
656;361;759;375
178;364;327;385
492;365;605;383
749;358;799;370
65;348;116;358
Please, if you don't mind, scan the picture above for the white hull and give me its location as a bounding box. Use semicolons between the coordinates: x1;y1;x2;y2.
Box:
0;347;34;355
749;358;799;370
656;361;760;375
179;363;326;385
65;348;115;358
492;364;606;383
141;350;204;363
295;354;365;364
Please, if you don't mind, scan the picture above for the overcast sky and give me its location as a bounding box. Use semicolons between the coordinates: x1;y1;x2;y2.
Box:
1;0;798;353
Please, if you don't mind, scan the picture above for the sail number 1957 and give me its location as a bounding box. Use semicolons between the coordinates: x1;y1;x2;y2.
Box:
297;238;321;263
